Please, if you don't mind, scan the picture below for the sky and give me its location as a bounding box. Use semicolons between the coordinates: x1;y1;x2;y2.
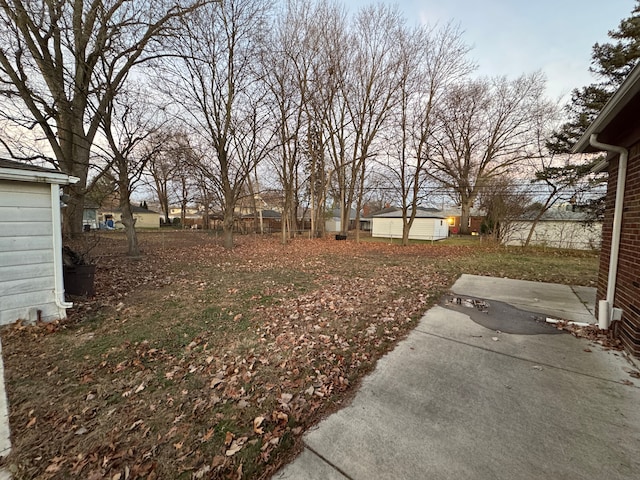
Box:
348;0;635;103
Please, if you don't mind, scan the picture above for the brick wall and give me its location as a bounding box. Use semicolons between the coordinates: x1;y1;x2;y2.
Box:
599;143;640;356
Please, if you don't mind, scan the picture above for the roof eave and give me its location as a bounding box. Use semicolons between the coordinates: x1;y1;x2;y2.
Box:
591;158;609;173
573;62;640;153
0;166;80;185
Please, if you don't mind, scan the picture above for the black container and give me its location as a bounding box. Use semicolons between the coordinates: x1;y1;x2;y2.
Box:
335;234;347;240
63;264;96;297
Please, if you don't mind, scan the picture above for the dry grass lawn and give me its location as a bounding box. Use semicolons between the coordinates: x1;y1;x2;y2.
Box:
0;232;599;479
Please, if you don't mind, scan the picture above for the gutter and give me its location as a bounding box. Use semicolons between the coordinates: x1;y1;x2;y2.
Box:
0;167;75;185
589;134;627;329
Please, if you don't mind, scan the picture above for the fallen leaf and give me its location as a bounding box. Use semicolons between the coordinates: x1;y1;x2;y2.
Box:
225;440;243;456
273;411;288;424
280;393;293;404
210;378;223;389
193;465;211;479
224;431;234;446
201;429;214;442
253;416;265;434
45;457;65;473
129;420;144;431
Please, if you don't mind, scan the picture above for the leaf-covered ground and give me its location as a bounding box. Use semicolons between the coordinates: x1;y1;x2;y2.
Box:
0;232;599;479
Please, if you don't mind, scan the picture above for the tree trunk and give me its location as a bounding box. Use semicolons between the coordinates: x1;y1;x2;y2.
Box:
280;201;289;245
60;133;91;236
117;167;140;256
354;161;366;243
62;185;86;239
222;207;234;249
402;221;410;246
524;196;555;247
121;202;140;257
459;199;472;235
524;212;544;247
163;204;171;225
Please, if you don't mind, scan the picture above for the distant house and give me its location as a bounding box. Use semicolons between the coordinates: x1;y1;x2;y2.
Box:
439;207;485;235
372;208;449;241
361;206;398;232
503;207;601;250
100;205;160;229
240;209;282;233
83;202;100;230
325;208;357;233
0;159;78;325
573;61;640;356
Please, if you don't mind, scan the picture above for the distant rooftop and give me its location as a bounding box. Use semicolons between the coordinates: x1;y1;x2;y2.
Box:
372;207;445;219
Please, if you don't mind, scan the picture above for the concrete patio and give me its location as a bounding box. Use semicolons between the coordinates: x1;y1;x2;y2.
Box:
276;275;640;480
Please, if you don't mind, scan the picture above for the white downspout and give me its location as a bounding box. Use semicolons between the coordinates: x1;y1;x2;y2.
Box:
589;134;628;329
51;184;73;312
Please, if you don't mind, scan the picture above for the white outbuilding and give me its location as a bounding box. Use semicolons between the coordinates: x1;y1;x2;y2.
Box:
0;159;78;325
503;207;602;250
372;208;449;241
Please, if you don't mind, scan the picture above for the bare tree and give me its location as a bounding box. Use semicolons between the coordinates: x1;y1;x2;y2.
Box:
477;175;532;243
170;136;199;228
383;22;472;245
261;0;349;241
263;0;314;243
145;131;180;225
100;88;165;256
428;72;549;234
523;106;605;247
0;0;206;235
340;4;405;241
162;0;271;249
306;2;350;238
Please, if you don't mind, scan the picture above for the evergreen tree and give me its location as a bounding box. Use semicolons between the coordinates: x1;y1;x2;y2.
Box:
549;1;640;153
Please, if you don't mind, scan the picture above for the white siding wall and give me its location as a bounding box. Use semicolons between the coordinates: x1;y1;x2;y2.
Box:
0;180;61;324
504;221;602;250
325;218;341;233
372;217;448;240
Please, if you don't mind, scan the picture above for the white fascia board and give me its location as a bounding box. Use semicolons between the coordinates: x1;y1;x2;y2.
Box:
0;167;79;185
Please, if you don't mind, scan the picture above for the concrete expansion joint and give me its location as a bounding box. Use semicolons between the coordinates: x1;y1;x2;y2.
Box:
621;350;640;370
569;285;594;314
304;443;355;480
